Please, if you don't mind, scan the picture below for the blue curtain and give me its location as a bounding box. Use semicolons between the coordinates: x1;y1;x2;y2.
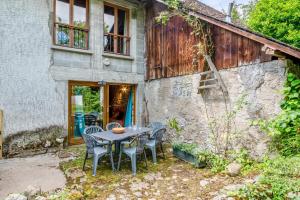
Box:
124;88;133;127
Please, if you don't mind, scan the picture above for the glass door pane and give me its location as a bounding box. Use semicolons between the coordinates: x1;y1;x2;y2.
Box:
69;82;104;143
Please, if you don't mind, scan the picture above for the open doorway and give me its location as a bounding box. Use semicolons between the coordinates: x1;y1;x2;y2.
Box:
107;84;135;127
68;81;136;145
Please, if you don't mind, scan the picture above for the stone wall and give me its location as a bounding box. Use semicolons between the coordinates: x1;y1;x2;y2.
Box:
145;60;286;157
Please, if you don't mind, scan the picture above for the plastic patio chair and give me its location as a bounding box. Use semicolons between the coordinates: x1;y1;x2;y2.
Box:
81;132;115;176
82;126;110;171
84;126;109;146
145;127;167;163
117;133;148;176
84;114;97;126
106;122;122;131
147;122;166;138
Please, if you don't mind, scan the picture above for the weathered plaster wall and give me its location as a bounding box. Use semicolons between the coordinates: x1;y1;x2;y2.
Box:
145;60;286;157
0;0;146;156
0;0;65;135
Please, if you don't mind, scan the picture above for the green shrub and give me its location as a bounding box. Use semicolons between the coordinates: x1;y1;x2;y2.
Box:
247;0;300;48
172;142;198;156
281;73;300;111
232;156;300;200
168;117;182;133
206;154;229;173
228;149;255;172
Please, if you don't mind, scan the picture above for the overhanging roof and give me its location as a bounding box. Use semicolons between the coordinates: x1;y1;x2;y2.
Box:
153;0;300;60
188;10;300;59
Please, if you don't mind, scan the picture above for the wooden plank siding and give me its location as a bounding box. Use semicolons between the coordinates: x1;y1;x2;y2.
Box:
145;4;273;80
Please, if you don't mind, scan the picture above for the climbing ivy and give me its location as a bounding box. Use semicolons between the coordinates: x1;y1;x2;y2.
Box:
156;0;214;57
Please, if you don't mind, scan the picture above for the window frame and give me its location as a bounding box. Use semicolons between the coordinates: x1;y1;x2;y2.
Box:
103;2;130;56
53;0;90;50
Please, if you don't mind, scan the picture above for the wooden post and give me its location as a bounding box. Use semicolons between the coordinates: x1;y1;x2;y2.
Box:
0;110;3;159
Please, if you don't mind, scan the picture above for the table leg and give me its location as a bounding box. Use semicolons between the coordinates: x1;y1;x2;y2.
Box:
115;141;121;154
108;142;115;171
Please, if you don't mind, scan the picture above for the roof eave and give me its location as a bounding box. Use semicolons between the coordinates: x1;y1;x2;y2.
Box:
188;10;300;59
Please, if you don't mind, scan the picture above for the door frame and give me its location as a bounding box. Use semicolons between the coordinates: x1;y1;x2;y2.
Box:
68;81;101;145
68;81;137;145
103;83;137;128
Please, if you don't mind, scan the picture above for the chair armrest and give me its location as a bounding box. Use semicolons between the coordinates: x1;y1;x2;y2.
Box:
121;137;136;147
96;140;109;146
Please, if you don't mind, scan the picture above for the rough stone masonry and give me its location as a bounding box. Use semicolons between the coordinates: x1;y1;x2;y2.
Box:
145;60;286;158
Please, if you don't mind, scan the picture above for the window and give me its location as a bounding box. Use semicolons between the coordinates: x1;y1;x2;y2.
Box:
104;4;130;55
54;0;89;49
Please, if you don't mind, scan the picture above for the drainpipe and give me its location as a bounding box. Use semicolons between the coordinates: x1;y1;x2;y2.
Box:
225;2;234;23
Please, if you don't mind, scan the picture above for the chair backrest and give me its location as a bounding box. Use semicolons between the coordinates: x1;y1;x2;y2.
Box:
148;122;165;130
84;126;104;135
82;133;97;154
152;127;166;144
89;112;99;118
106;122;121;131
148;122;165;138
84;114;97;126
135;133;149;154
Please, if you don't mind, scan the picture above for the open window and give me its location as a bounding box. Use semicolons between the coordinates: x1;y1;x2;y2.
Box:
104;3;130;55
54;0;89;49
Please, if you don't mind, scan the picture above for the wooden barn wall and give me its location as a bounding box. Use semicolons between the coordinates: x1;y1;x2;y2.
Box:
145;4;273;80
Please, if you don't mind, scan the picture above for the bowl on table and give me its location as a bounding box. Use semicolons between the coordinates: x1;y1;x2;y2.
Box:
112;127;125;134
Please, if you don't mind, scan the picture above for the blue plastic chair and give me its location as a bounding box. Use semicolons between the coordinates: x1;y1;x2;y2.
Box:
147;122;166;135
82;126;114;175
82;126;110;171
117;134;148;176
81;133;114;176
84;126;109;146
145;127;166;163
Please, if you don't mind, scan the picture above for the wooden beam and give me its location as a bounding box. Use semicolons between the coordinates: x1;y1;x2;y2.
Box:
198;84;219;89
262;45;286;59
188;11;300;59
0;110;3;159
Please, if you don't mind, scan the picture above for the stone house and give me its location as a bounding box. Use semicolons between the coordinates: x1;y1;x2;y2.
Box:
0;0;299;157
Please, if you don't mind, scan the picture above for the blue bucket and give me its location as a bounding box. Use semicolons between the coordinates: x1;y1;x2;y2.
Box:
74;112;85;137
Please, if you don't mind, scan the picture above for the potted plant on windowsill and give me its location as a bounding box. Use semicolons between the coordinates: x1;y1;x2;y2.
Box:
167;118;206;168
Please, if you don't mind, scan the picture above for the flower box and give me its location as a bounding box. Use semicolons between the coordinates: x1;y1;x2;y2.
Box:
172;146;206;168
